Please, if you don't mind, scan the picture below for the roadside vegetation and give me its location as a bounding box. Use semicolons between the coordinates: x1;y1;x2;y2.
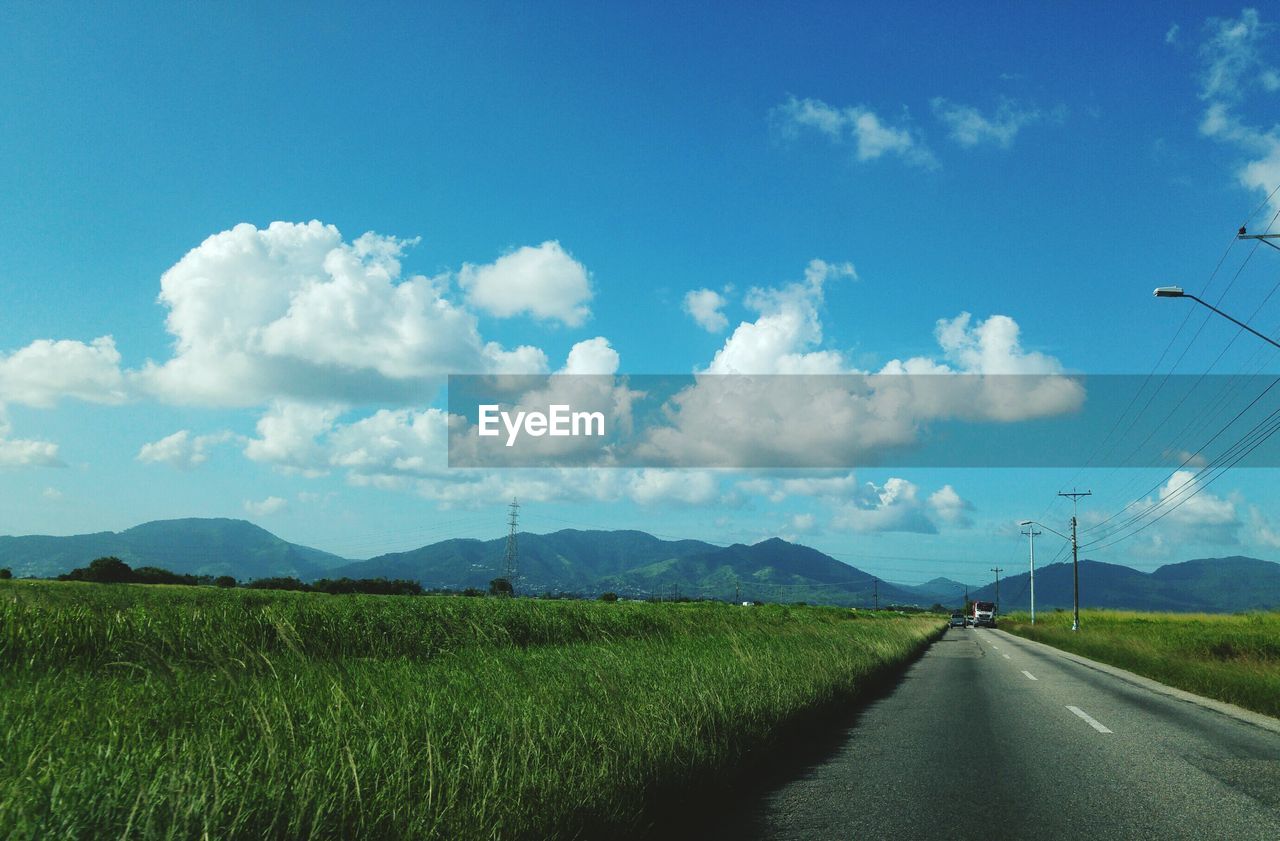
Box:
1001;609;1280;719
0;578;942;840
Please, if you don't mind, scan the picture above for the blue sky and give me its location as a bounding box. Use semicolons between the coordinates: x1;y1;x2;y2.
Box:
4;2;1280;589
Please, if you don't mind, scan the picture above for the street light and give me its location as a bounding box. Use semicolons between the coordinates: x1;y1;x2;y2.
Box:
1021;519;1083;632
1019;523;1041;624
1154;286;1280;350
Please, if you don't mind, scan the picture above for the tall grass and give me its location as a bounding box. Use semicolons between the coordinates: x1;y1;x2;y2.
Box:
1001;609;1280;719
0;580;942;839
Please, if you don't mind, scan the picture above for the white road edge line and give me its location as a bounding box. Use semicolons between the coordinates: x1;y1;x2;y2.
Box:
1022;670;1037;681
1066;705;1113;733
1002;654;1011;660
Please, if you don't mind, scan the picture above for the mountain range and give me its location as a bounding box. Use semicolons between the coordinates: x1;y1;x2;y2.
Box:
2;518;1278;612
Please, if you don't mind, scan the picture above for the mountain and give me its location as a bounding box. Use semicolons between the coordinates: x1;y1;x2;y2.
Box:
5;518;1279;612
899;577;969;606
0;518;351;580
970;556;1280;613
588;536;916;605
332;529;725;596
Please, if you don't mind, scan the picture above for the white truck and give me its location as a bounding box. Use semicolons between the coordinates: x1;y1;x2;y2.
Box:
971;600;997;628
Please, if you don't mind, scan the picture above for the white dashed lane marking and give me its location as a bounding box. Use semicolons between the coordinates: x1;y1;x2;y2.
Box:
1022;671;1037;681
1067;705;1113;733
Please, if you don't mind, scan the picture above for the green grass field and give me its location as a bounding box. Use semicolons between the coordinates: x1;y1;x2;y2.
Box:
0;580;942;840
1000;609;1280;719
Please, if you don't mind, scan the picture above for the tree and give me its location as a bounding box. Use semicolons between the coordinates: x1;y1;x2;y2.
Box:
214;575;237;588
598;591;618;602
58;556;135;584
0;568;11;580
489;577;514;597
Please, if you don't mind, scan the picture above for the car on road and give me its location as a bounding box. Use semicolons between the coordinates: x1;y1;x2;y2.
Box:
949;612;966;628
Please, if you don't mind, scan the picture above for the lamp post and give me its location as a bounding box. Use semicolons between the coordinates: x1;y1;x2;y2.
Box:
1020;524;1041;624
1154;286;1280;351
1020;519;1084;631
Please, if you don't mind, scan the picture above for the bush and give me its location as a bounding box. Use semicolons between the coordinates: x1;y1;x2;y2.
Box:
214;575;237;588
598;592;619;602
489;577;513;597
0;568;11;580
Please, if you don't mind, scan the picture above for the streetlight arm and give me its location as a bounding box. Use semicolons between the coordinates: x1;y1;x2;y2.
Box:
1169;292;1280;351
1020;520;1071;543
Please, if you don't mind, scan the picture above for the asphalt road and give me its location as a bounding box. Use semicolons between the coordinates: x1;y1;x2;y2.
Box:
714;626;1280;840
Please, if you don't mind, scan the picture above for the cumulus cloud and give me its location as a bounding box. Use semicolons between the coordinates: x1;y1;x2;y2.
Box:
244;401;343;476
928;484;973;527
930;97;1051;148
558;337;620;375
458;241;592;326
683;289;729;333
137;430;233;470
773;96;939;169
133;221;551;406
704;259;855;375
633;260;1080;468
831;477;938;534
0;406;63;468
244;496;288;517
0;336;127;407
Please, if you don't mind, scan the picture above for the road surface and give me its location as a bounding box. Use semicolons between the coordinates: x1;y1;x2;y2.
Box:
713;626;1280;840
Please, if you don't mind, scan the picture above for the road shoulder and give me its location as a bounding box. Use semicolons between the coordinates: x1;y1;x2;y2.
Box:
994;628;1280;737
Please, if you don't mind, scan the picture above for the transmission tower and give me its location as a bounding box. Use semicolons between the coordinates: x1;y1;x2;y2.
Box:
502;498;519;593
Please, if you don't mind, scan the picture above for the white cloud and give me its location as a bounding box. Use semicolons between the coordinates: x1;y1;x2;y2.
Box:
244;496;288;517
134;221;550;406
1194;10;1280;214
558;337;620;375
244;401;342;476
627;469;720;506
1199;9;1275;101
137;430;233;470
683;289;729;333
1248;505;1280;547
1158;470;1237;527
704;259;855;375
1166;23;1181;45
0;406;63;468
0;336;126;408
635;260;1079;469
928;484;973;527
42;487;64;501
831;477;937;534
773;96;939;169
458;241;592;326
930;98;1047;148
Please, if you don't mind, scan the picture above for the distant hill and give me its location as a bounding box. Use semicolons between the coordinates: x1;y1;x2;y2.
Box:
0;518;351;580
4;519;1278;612
970;556;1280;613
899;576;969;606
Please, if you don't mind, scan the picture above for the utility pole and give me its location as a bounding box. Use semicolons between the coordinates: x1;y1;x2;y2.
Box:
990;567;1003;612
502;498;519;595
734;580;740;604
1021;525;1041;625
1058;489;1091;632
873;578;879;611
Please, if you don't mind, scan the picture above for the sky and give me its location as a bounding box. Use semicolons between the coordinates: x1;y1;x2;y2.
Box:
5;2;1280;590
